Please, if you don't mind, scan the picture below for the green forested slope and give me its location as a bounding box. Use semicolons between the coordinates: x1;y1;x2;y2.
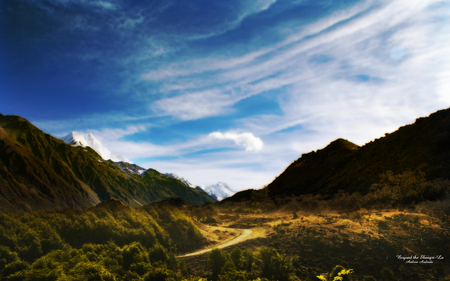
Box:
0;200;205;280
0;114;215;211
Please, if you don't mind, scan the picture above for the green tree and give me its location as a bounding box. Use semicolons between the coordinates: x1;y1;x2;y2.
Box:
259;247;278;280
230;248;242;269
143;266;178;281
208;248;228;280
271;254;293;281
68;262;116;281
219;270;252;281
149;244;168;263
122;242;148;270
1;260;30;281
0;246;19;271
221;260;237;275
242;249;255;272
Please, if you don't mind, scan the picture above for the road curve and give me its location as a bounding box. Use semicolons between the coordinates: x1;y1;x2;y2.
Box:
177;229;253;258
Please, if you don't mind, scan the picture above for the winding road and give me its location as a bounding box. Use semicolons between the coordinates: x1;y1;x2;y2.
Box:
177;228;253;258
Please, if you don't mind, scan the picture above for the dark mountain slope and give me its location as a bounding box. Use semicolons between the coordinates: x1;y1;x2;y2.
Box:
266;108;450;198
0;114;215;211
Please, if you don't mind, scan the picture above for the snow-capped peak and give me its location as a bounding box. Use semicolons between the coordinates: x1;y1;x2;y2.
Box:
163;173;234;200
198;182;235;201
61;131;132;163
164;173;196;188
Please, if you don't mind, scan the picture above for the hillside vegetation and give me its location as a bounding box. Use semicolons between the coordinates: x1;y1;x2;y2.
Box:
0;114;215;211
0;199;206;280
226;108;450;206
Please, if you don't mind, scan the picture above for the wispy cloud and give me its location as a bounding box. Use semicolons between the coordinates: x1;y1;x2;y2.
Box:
147;0;449;138
152;90;238;120
14;0;450;191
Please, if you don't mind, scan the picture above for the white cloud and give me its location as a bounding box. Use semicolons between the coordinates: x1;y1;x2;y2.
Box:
37;0;450;192
147;0;449;142
209;132;264;152
152;91;238;120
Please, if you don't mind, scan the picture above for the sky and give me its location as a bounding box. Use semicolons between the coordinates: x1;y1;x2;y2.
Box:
1;0;449;191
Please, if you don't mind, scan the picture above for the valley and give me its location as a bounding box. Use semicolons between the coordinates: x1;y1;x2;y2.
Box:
177;200;450;280
1;109;450;280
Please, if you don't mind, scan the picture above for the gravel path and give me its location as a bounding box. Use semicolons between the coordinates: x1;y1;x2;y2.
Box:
177;229;253;258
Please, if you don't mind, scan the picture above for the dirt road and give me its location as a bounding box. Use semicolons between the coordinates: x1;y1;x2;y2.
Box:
177;228;253;258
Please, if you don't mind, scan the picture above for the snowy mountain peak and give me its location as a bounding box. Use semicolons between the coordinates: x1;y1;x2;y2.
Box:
198;182;235;201
164;173;196;188
163;173;234;200
61;131;132;164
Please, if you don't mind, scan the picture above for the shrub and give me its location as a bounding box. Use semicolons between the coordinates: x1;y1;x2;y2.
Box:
143;266;178;281
380;267;394;281
329;265;353;281
219;270;252;281
68;261;116;281
122;242;148;270
1;260;30;280
149;244;168;263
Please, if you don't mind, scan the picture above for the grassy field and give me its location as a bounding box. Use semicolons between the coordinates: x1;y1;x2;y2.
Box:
180;198;450;281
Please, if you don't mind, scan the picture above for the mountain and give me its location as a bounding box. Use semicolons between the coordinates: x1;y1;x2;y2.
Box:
61;131;131;163
226;108;450;202
164;173;196;188
164;173;235;200
0;114;216;211
198;182;235;201
114;161;147;175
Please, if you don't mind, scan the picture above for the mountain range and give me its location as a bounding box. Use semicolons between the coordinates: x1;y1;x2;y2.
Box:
2;107;449;211
0;114;215;211
225;107;450;202
62;131;235;200
164;173;235;200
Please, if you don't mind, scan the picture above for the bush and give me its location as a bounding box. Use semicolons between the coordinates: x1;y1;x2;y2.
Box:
1;260;30;280
143;266;178;281
68;262;116;281
380;267;394;281
219;270;252;281
330;265;353;281
122;242;149;270
366;171;450;206
0;246;19;271
149;244;168;263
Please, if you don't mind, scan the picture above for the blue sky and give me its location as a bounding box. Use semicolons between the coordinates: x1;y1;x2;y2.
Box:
1;0;449;191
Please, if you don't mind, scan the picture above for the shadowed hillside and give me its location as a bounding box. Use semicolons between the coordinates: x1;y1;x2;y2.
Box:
269;107;450;198
225;108;450;203
0;114;215;211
